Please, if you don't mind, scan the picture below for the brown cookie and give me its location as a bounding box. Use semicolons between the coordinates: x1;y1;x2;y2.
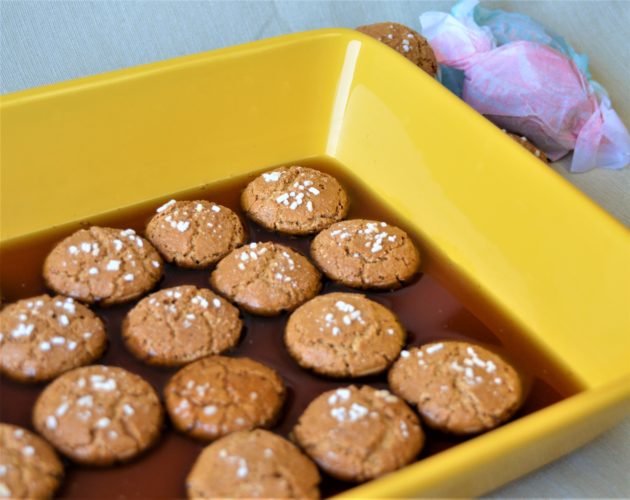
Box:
210;242;321;316
292;385;423;482
505;131;549;163
186;429;320;499
356;22;438;76
0;295;107;382
43;227;163;305
241;166;349;235
33;365;163;465
285;293;405;377
311;219;421;290
122;285;242;367
0;424;64;499
164;356;285;442
146;200;246;268
388;341;523;435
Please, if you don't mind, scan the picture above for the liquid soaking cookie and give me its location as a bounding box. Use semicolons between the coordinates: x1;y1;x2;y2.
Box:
164;356;285;441
356;22;438;76
122;285;242;367
241;166;349;235
292;385;423;482
186;429;320;499
146;200;246;268
388;341;523;434
311;219;421;290
33;365;163;465
43;227;163;305
0;423;64;499
210;242;321;316
0;295;107;382
285;293;405;377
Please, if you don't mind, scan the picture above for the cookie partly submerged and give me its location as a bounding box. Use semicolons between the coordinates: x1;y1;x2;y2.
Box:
311;219;421;289
186;429;320;499
241;166;349;235
122;285;242;366
146;200;246;268
164;356;285;441
0;423;64;499
357;22;438;76
0;295;107;382
292;385;423;482
210;242;321;316
388;341;523;434
33;365;163;465
285;293;405;377
43;227;163;305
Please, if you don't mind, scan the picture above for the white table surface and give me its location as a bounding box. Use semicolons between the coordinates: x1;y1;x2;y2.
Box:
1;1;628;497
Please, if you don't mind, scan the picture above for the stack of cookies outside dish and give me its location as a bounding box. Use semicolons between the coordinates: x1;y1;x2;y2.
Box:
0;162;524;499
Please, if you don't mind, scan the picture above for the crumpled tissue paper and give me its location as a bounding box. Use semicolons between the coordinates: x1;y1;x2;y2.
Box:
420;0;630;172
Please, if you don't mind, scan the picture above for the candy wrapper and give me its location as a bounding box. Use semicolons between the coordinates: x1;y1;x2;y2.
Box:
419;0;630;172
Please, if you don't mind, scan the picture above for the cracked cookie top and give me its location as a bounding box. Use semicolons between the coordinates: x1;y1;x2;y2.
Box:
285;293;405;377
356;22;438;77
43;227;163;305
210;242;321;316
186;429;320;499
33;365;163;465
0;294;107;382
164;356;285;442
310;219;421;290
0;423;64;499
241;166;349;235
122;285;242;367
292;385;423;482
388;341;523;435
146;200;246;268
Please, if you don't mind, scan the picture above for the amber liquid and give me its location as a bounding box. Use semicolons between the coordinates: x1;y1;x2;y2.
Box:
0;159;582;498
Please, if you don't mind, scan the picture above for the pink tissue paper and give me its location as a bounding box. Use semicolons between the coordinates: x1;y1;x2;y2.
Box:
420;0;630;172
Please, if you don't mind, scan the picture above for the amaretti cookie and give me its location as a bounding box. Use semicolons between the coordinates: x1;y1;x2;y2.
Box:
33;365;163;465
164;356;285;441
241;166;349;235
0;423;64;499
0;295;107;382
43;227;163;305
505;131;549;163
292;385;423;482
388;341;523;435
356;22;438;76
210;242;321;316
146;200;246;268
122;285;242;366
285;293;405;377
186;429;320;499
311;219;421;289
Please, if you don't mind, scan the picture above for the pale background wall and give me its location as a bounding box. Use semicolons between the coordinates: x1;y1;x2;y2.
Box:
1;1;628;497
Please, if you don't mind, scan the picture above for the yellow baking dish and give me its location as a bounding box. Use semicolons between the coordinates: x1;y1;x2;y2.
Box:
1;28;629;497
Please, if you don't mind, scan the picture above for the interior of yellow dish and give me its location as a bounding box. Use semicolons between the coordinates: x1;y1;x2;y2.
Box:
1;29;629;497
